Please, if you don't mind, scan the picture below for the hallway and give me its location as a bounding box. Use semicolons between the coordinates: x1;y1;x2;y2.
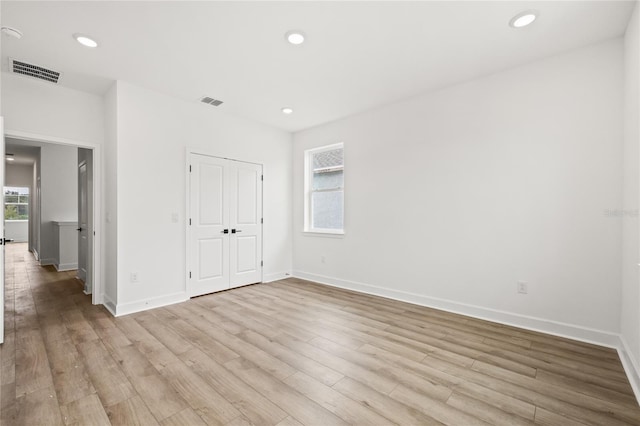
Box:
1;243;90;424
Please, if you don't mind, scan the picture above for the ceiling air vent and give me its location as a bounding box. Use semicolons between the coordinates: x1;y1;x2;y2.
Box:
200;96;224;107
10;58;60;84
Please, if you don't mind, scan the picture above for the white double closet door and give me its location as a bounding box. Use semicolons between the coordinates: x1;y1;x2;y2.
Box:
189;154;263;297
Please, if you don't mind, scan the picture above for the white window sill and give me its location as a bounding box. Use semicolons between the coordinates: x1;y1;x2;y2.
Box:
303;230;345;238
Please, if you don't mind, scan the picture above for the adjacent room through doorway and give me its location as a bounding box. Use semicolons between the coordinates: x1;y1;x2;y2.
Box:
3;137;96;299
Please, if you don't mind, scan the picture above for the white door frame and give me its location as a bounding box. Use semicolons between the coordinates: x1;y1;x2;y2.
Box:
185;148;264;296
4;129;103;305
1;118;5;344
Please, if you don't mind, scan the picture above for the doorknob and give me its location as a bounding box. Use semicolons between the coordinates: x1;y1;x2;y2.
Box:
221;229;229;234
77;227;83;231
231;229;242;233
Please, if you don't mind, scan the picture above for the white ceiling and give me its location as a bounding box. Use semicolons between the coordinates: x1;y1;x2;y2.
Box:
5;138;41;166
0;1;636;132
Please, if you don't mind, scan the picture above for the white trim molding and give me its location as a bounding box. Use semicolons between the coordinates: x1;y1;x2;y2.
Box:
262;271;292;283
39;258;56;267
618;336;640;404
54;262;78;272
291;271;622;348
102;293;117;316
113;291;188;317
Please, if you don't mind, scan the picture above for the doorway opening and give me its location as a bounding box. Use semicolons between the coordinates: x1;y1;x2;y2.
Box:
3;186;29;244
3;136;100;302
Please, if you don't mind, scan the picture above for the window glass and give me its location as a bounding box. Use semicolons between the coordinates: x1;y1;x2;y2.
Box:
4;187;29;220
312;190;344;230
305;144;344;233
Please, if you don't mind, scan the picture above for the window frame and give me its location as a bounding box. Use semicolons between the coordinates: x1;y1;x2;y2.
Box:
4;187;29;221
304;143;345;235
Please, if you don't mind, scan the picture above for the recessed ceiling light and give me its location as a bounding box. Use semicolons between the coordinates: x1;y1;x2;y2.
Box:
1;26;23;39
73;33;98;48
285;31;305;45
509;11;538;28
281;107;294;115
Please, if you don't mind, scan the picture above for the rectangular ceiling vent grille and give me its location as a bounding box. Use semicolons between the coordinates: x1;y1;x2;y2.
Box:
10;59;60;84
200;96;224;107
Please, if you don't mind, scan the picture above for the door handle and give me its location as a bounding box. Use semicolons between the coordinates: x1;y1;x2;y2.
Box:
77;227;82;231
231;229;242;234
221;229;229;234
1;238;13;245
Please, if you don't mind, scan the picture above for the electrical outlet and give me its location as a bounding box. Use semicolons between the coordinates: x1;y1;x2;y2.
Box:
517;281;528;294
171;213;179;223
130;272;139;283
321;255;326;264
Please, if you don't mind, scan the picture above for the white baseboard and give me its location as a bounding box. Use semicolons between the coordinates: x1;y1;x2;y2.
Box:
291;270;621;349
263;271;292;283
618;336;640;403
54;263;78;272
103;294;117;316
114;291;188;317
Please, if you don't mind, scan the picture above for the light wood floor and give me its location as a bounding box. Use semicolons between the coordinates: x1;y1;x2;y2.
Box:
1;243;639;425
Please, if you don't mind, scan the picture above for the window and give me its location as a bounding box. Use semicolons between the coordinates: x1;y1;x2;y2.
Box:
304;143;344;234
4;187;29;220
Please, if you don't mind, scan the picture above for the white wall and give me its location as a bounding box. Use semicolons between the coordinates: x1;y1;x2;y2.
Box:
5;221;28;243
38;144;78;265
293;39;624;343
2;71;105;302
112;81;292;314
621;2;640;398
5;163;33;187
2;72;91;264
1;72;104;144
103;83;118;311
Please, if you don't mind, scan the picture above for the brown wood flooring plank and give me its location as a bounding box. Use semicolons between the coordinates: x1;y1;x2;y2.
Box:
284;371;395;425
14;385;63;425
274;332;399;394
238;329;345;386
178;347;289;425
309;336;454;402
332;376;445;425
159;407;208;426
15;329;55;397
106;395;160;426
224;357;348;426
389;383;491;426
76;339;137;407
43;337;96;406
534;407;590;426
358;343;537;421
158;360;240;425
423;355;634;426
60;393;111;426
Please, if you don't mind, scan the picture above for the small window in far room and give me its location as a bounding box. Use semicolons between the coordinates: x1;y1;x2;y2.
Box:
304;143;344;234
4;187;29;220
